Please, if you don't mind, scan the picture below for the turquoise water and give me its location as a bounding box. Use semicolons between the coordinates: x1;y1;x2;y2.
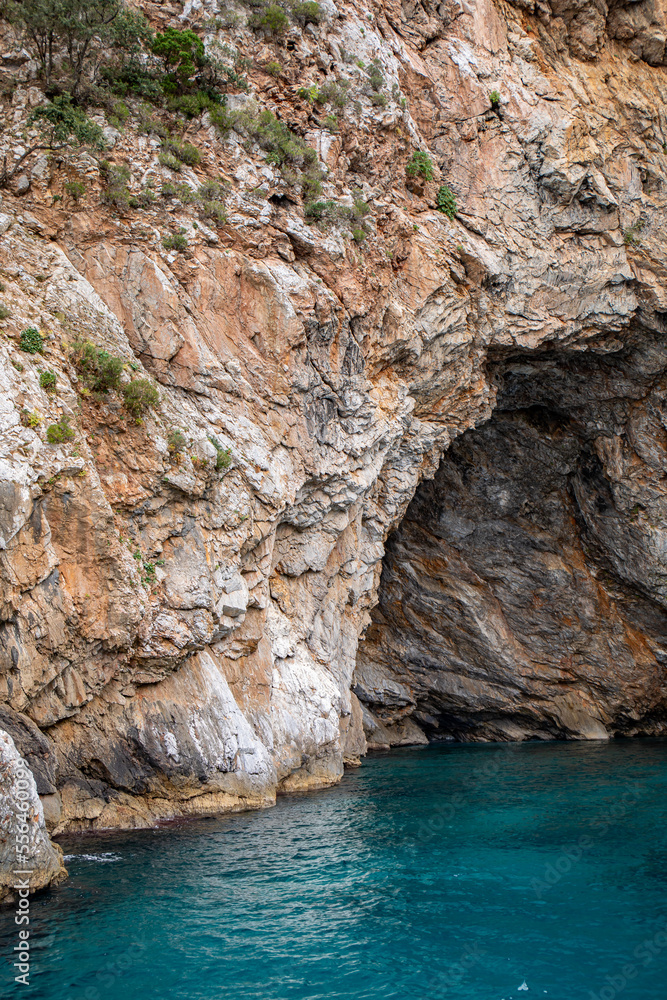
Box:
2;740;667;1000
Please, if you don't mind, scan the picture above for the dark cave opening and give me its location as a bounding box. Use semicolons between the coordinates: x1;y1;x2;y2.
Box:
354;335;667;746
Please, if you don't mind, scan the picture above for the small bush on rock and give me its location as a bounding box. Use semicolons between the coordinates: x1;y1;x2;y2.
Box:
46;416;75;444
71;340;124;393
163;232;188;251
20;327;44;353
39;369;57;391
406;150;434;181
249;5;289;36
436;184;457;219
122;378;159;417
209;435;232;471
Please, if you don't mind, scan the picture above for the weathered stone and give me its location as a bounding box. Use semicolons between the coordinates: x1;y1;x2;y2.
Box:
0;729;66;902
0;0;665;838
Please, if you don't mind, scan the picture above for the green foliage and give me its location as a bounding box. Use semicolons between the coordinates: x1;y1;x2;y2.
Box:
406;150;434;181
209;436;232;471
297;84;319;103
152;27;205;89
161;140;202;168
122;378;159;417
20;409;41;428
323;114;338;133
623;220;645;246
163;232;189;252
265;60;282;77
248;4;289;36
100;160;131;208
489;89;501;109
0;303;10;320
29;94;105;149
167;90;221;119
317;79;350;109
436;184;457;219
64;179;85;200
158;151;182;171
291;1;323;25
174;142;201;167
304;199;338;221
232;107;318;179
20;327;44;353
39;369;57;391
46;416;75;444
70;339;124;392
366;59;384;93
102;62;163;101
168;430;186;454
199;199;228;225
0;0;146;95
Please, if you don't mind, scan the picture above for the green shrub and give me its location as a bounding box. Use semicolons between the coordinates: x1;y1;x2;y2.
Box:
163;232;189;251
161;140;202;167
29;94;106;149
200;200;228;224
406;150;434;181
249;5;289;36
152;27;205;88
168;430;186;454
366;59;385;93
209;436;232;471
304;199;338;221
158;151;182;171
489;90;501;110
46;416;75;444
71;340;124;393
317;80;350;108
122;378;159;417
323;114;338;132
351;227;366;243
297;84;319;103
266;60;282;77
100;161;132;208
168;91;221;119
176;142;201;167
20;327;44;353
102;63;163;102
64;180;86;201
232;107;317;174
39;369;57;392
292;1;323;25
0;303;10;320
436;184;457;219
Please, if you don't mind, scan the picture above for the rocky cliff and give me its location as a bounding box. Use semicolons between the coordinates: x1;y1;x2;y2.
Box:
1;0;667;897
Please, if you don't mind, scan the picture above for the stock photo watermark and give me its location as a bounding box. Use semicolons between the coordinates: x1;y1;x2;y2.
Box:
62;940;147;1000
12;762;38;987
417;742;519;843
588;919;667;1000
531;782;645;899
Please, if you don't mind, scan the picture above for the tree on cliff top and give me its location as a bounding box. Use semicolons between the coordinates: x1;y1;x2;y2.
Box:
0;0;150;98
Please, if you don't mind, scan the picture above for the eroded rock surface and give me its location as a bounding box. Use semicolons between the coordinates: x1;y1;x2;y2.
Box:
356;342;667;741
0;729;66;902
0;0;666;862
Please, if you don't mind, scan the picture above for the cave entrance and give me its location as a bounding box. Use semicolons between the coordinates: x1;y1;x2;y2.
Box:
354;337;667;746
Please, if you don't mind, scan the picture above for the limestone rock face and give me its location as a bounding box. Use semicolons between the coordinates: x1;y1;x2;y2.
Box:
356;344;667;741
0;729;66;902
0;0;666;850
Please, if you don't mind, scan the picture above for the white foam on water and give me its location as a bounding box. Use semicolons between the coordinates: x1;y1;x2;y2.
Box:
63;852;121;862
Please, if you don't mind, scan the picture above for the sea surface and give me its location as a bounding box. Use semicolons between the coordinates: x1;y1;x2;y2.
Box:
2;739;667;1000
